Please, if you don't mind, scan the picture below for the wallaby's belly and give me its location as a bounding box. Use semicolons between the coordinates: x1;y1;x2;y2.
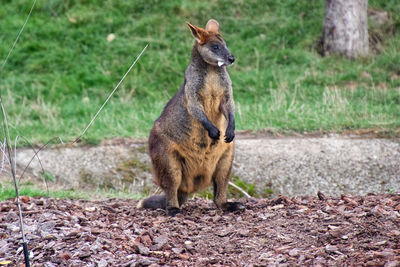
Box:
171;117;232;194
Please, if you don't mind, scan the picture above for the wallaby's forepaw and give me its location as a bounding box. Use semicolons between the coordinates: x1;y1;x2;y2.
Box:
224;130;235;143
167;207;181;216
221;202;245;212
208;126;220;140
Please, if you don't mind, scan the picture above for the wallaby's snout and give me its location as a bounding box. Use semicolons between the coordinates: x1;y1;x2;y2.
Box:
228;54;235;64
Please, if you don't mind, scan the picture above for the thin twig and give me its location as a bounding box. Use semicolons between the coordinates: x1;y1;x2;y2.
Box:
0;138;10;175
18;137;59;185
73;44;149;144
14;136;18;178
18;135;49;193
229;181;252;198
0;0;38;74
15;44;149;190
0;99;29;266
153;187;163;195
58;136;64;145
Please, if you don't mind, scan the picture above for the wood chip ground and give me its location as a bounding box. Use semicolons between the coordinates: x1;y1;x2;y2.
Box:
1;194;399;266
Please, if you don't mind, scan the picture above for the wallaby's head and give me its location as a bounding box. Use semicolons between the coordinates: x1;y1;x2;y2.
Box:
186;19;235;67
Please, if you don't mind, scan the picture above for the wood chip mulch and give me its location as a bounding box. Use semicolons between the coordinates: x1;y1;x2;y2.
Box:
1;193;399;266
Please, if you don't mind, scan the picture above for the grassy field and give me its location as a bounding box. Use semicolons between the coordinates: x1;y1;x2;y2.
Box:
0;0;399;145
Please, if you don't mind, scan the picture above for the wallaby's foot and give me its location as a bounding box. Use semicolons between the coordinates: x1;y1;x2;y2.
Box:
221;202;245;212
136;195;166;210
167;207;181;216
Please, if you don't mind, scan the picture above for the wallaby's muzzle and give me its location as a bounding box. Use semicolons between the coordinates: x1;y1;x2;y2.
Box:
228;55;235;64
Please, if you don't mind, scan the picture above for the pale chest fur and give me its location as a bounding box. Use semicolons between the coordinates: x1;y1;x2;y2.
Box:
199;70;228;125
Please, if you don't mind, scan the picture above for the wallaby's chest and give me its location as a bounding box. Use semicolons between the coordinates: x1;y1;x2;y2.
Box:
199;71;226;119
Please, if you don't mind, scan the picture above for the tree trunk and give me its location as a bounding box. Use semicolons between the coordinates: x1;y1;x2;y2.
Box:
322;0;369;58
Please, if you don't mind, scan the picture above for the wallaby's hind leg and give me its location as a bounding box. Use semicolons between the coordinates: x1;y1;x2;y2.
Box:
212;147;244;212
149;132;183;216
156;153;183;216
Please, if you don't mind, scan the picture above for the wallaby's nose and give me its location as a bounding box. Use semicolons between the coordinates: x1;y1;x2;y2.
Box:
228;55;235;64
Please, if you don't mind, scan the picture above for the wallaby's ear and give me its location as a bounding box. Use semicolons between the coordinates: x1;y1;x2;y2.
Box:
206;19;219;33
187;22;207;44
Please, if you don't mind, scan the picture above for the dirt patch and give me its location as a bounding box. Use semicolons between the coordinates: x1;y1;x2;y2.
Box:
1;194;399;266
5;134;400;197
6;140;154;196
234;135;400;196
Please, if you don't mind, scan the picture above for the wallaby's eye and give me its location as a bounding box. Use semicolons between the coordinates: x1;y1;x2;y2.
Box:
211;44;219;51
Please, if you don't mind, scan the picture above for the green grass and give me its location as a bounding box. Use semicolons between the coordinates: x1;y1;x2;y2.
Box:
0;0;399;144
0;181;81;201
0;181;144;201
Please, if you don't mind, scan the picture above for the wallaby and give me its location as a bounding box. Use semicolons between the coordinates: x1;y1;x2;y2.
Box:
137;19;243;216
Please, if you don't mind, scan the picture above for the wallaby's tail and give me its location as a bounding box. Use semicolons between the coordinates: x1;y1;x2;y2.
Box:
136;195;166;209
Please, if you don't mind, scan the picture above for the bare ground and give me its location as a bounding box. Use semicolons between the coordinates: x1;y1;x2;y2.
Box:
1;194;399;266
6;133;400;197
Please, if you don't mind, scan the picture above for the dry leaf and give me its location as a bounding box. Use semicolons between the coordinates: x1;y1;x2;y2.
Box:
68;17;77;24
19;196;30;203
107;33;116;42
